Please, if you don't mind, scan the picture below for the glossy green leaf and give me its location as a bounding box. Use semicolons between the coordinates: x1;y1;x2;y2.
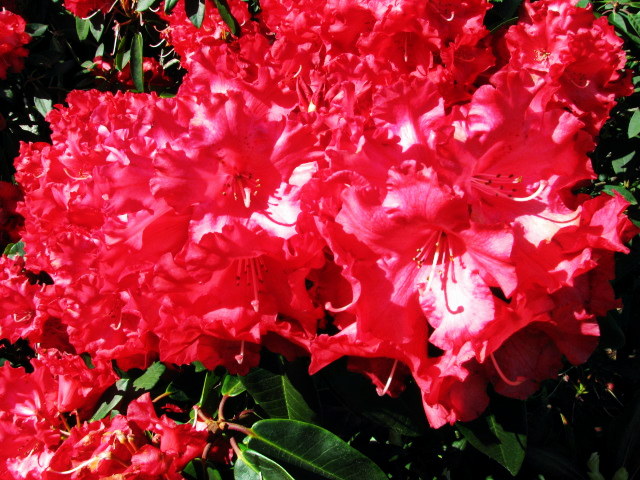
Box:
185;0;206;28
136;0;157;11
241;368;315;422
3;241;25;258
133;361;166;391
603;184;637;204
198;369;222;412
247;419;387;480
626;12;640;38
214;0;241;35
130;32;144;92
222;374;247;397
75;16;90;41
457;407;527;476
234;450;296;480
628;110;640;138
612;152;635;174
114;36;130;71
164;0;180;13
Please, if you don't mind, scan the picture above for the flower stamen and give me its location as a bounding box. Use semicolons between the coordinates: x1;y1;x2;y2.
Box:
471;173;546;202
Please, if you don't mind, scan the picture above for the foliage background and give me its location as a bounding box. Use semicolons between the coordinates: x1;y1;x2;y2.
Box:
2;0;640;478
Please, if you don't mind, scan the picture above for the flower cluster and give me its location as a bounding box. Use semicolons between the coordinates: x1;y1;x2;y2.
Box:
3;6;635;474
0;8;30;79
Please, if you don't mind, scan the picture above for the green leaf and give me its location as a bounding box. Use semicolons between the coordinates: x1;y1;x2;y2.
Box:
136;0;157;11
613;468;629;480
185;0;206;28
80;353;96;370
628;110;640;138
33;96;53;118
626;12;640;38
182;460;223;480
133;361;166;391
198;370;222;413
193;361;208;372
75;16;90;41
130;32;144;92
316;361;426;436
26;23;48;37
114;36;130;71
247;419;387;480
587;452;606;480
241;0;261;15
576;0;589;7
241;368;315;422
234;450;296;480
457;405;527;476
89;18;105;42
611;152;635;174
164;0;180;13
3;241;25;258
603;185;637;205
222;374;247;397
213;0;241;35
91;394;124;421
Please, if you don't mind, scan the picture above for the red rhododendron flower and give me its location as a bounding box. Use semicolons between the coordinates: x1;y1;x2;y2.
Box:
12;0;637;430
0;8;29;79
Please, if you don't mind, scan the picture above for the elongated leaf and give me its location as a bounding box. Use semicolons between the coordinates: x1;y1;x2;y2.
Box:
130;32;144;92
185;0;206;28
198;370;222;413
114;36;130;71
75;17;90;41
91;378;130;421
241;368;315;422
603;185;637;205
247;419;387;480
91;394;123;421
222;374;247;397
133;361;166;391
26;23;48;37
234;450;296;480
136;0;156;11
457;407;527;476
629;110;640;138
213;0;241;35
164;0;179;13
627;12;640;38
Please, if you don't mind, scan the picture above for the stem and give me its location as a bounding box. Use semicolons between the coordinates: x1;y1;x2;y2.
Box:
229;437;243;459
218;395;229;422
152;391;173;403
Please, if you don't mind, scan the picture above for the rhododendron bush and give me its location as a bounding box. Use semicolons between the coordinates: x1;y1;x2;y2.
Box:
2;0;640;478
